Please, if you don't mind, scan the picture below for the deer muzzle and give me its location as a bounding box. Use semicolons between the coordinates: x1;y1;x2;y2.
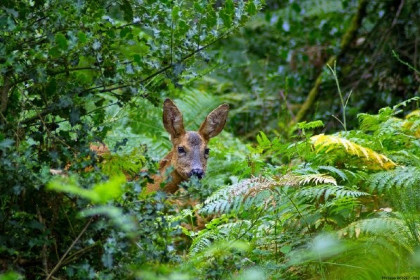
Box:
188;168;205;179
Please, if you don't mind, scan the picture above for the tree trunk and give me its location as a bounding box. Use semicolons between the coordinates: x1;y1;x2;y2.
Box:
291;0;368;125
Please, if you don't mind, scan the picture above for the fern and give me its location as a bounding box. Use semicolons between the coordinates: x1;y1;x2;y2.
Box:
99;147;146;177
295;185;369;201
311;134;397;170
190;220;252;255
338;217;414;250
403;109;420;138
317;165;348;182
368;167;420;194
201;173;338;215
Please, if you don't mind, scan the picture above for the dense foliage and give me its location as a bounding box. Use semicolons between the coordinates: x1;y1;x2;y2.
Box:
1;0;419;279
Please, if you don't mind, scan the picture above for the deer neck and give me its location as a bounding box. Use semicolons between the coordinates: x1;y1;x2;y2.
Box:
146;150;184;193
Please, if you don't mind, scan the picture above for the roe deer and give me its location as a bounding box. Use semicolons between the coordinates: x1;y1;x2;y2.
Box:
146;99;229;194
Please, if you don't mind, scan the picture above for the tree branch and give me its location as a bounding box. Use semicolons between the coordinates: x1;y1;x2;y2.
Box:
46;218;93;280
1;73;12;114
20;30;231;127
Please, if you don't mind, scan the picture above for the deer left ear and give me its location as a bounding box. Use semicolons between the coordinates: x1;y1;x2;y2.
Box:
163;99;185;139
199;104;229;140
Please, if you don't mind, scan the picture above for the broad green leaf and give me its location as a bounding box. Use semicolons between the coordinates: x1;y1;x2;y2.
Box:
55;33;68;50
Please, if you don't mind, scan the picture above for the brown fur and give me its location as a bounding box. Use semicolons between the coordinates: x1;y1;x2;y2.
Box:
146;99;229;194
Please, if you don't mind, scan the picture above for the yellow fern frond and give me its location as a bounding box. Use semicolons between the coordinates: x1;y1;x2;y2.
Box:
403;110;420;138
311;134;397;170
405;110;420;118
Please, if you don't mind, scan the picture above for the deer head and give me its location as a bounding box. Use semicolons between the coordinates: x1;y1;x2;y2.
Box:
162;99;229;182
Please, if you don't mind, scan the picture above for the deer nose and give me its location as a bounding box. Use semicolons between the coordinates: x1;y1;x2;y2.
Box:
189;168;204;179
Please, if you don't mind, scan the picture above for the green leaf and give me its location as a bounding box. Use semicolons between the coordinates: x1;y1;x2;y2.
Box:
0;139;15;150
0;271;23;280
77;31;87;43
46;79;57;96
172;5;180;21
92;175;126;203
55;33;68;50
48;175;126;204
246;1;257;16
120;27;131;38
219;10;232;28
48;46;60;58
280;245;292;254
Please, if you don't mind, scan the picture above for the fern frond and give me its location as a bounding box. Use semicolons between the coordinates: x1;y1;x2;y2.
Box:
285;173;337;186
190;220;251;255
357;107;394;132
99;146;146;177
403;110;420;138
201;173;337;215
295;185;369;202
318;165;348;182
201;177;276;215
338;217;413;251
311;134;397;170
368;167;420;194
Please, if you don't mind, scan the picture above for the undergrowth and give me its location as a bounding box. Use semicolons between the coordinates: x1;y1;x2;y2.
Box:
188;97;420;279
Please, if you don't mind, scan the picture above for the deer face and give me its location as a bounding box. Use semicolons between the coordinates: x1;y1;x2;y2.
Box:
163;99;229;180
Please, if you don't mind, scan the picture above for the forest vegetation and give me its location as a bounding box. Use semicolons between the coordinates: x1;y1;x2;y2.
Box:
1;0;420;279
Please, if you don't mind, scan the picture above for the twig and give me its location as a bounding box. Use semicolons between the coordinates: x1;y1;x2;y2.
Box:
22;30;231;127
327;61;350;131
279;90;295;119
46;218;93;280
391;0;404;27
392;50;420;74
1;73;12;114
36;205;49;275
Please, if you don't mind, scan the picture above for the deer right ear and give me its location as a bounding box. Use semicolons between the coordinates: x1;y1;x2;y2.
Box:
198;103;229;140
163;99;185;139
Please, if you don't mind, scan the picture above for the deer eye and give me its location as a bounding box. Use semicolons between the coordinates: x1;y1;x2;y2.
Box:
177;146;186;154
204;148;210;155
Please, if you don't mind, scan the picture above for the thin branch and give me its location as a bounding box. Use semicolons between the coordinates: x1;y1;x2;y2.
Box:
279;90;295;119
392;50;420;74
391;0;404;27
36;205;49;275
46;218;93;280
12;67;100;88
20;29;231;127
89;30;230;95
1;73;12;114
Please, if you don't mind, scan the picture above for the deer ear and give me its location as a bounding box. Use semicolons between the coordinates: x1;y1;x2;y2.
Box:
163;99;185;138
199;104;229;140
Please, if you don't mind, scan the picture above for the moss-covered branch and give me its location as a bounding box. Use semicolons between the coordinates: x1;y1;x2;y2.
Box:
292;0;368;125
